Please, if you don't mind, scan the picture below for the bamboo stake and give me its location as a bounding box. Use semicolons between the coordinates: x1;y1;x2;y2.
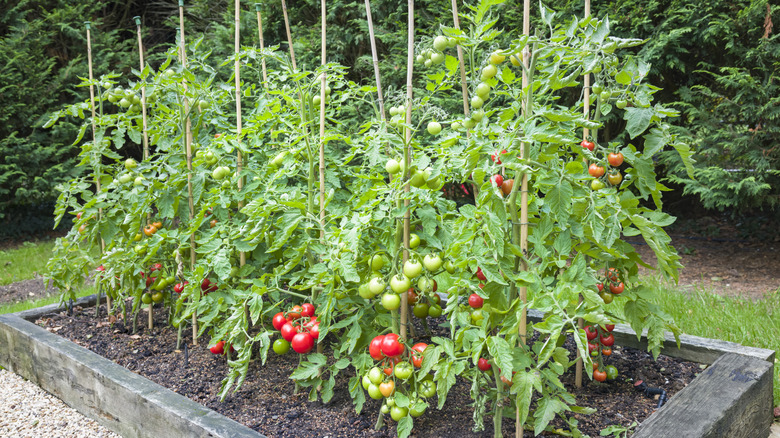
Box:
574;0;591;392
177;0;198;346
234;0;245;270
281;0;297;70
85;21;107;317
316;0;328;355
134;17;150;162
451;0;469;120
254;4;268;85
400;0;415;342
364;0;386;121
516;0;530;436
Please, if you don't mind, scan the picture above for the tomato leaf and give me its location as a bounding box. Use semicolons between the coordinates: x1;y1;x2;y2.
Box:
487;336;514;382
396;415;413;438
534;395;568;436
624;106;653;139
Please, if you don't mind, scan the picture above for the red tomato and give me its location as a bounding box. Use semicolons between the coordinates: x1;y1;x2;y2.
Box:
491;174;504;187
605;324;615;332
602;347;612;356
597;283;604;292
272;312;288;331
609;282;624;294
201;278;212;291
411;342;428;368
309;323;320;340
173;282;188;294
291;332;314;353
475;267;487;282
580;140;595;151
369;335;386;361
477;357;491;371
381;333;405;358
600;333;615;347
468;293;484;309
606;268;619;282
593;369;607;382
287;305;303;320
584;325;598;341
588;342;598;355
301;303;315;318
209;341;225;355
280;322;299;342
491;149;508;164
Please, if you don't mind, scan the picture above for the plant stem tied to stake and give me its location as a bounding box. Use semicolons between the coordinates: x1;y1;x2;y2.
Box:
178;0;198;346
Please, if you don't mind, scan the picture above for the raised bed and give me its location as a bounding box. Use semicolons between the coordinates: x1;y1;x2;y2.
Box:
0;295;774;438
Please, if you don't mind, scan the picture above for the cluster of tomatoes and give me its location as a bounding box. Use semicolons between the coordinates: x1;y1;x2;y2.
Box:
271;303;319;354
583;142;626;191
358;237;452;317
465;267;490;325
488;150;515;197
139;263;175;304
585;323;618;382
362;334;435;422
597;267;625;304
209;340;235;355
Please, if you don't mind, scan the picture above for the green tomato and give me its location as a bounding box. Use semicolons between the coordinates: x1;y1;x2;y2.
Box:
381;292;401;311
605;365;619;380
413;302;429;319
380;403;390;414
481;64;498;81
470;95;484;110
403;259;423;279
471;109;485;123
463;118;476;129
409;169;426;188
591;179;605;191
600;90;611;102
428;304;443;318
370;254;385;271
471;309;484;325
358;283;373;299
592;83;603;94
368;277;386;295
424;59;432;68
444;260;455;274
408;233;421;249
476;82;490;99
133;176;144;186
362;375;371;390
118;174;133;184
368;367;384;385
422;254;443;271
141;293;152;305
270;150;287;167
367;384;383;400
410;403;427;418
385;159;400;174
390;406;408;422
616;99;628;109
385;396;395;408
394;362;413;380
417;277;433;293
427;121;442;135
125;158;138;170
420;380;436;398
433;35;449;52
390;274;411;294
273;339;290;354
430;52;445;65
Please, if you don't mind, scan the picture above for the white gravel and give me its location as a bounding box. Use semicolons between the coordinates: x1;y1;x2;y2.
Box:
0;368;120;438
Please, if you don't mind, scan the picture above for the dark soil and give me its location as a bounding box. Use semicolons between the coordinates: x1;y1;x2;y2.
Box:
0;278;57;307
36;305;701;437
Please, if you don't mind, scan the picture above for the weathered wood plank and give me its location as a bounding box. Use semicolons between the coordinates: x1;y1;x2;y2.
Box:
526;309;775;364
0;314;264;438
632;353;774;438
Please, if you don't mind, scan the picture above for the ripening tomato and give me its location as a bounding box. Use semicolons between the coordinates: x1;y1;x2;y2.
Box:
287;305;303;320
607;172;623;186
588;163;606;178
593;369;607;382
143;224;157;236
379;380;395;398
602;347;612;356
607;152;624;167
411;342;428;368
501;179;514;196
610;282;624;294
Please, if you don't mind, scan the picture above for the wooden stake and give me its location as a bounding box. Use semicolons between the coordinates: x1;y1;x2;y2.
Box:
134;17;150;162
281;0;297;70
574;0;591;392
85;21;108;316
517;0;530;436
451;0;469;120
400;0;415;342
177;1;198;346
364;0;386;121
254;4;268;85
316;0;327;355
234;0;245;270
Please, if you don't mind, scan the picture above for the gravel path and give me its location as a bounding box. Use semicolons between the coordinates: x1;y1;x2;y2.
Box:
0;368;120;438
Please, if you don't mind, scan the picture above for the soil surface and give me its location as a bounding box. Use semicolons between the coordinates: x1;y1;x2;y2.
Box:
36;306;701;437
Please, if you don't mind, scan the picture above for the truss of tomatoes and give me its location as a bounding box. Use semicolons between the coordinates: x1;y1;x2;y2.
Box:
585;323;618;382
363;334;435;422
271;303;319;354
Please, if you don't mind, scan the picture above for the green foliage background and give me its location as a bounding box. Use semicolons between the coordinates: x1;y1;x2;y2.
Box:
1;0;778;239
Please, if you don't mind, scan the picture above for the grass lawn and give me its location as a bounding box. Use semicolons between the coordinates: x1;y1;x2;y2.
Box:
644;276;780;407
0;239;57;285
0;286;96;315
